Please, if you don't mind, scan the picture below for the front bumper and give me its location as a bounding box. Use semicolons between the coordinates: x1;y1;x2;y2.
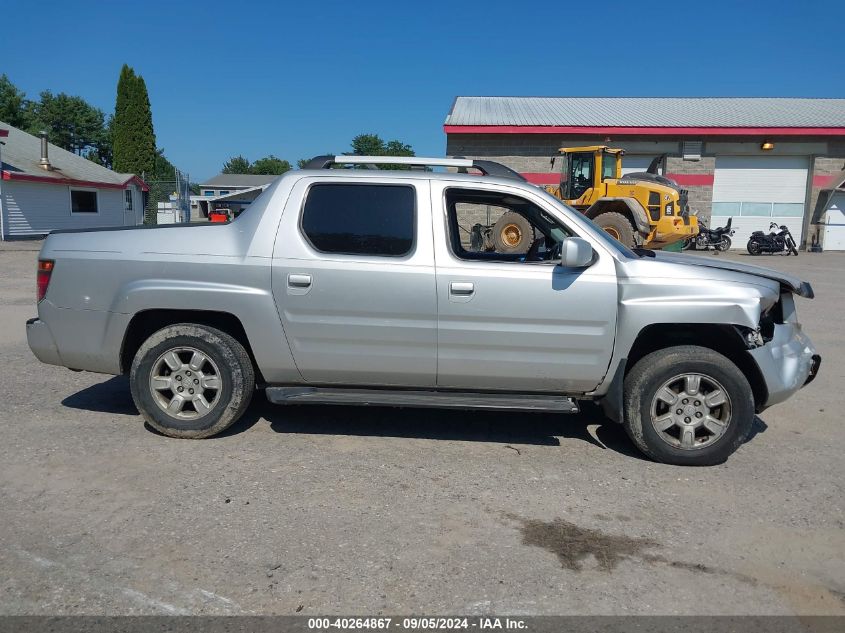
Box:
748;322;819;409
26;317;63;366
650;215;699;247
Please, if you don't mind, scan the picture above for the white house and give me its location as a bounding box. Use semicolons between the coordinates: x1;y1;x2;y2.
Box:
0;122;148;240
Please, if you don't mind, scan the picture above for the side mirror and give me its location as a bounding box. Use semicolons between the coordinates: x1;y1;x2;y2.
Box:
559;237;594;268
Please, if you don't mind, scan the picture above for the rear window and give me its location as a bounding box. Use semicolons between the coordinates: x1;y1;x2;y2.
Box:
301;184;415;256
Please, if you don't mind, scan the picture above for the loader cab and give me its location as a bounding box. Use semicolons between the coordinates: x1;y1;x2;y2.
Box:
559;147;622;204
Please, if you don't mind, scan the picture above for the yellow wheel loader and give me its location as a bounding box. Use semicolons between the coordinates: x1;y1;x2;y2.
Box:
543;146;698;249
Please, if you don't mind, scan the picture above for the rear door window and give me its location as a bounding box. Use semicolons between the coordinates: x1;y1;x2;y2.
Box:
301;184;415;256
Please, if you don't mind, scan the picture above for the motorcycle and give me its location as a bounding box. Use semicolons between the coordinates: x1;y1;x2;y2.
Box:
683;217;735;252
747;222;799;256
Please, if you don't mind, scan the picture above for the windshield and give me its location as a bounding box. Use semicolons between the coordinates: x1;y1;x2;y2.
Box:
534;186;637;258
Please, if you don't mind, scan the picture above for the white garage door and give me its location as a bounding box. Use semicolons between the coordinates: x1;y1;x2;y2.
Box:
710;156;808;249
621;155;662;176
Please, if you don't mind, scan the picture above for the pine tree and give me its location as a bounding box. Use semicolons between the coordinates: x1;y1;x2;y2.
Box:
112;64;156;176
111;65;134;172
132;73;156;175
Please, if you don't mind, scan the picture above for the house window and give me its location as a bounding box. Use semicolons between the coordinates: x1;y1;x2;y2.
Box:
203;190;215;196
219;190;230;195
70;189;98;214
124;189;133;211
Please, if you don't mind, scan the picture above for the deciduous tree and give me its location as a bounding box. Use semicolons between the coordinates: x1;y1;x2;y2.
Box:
0;74;29;128
222;155;251;174
250;155;291;175
350;133;415;169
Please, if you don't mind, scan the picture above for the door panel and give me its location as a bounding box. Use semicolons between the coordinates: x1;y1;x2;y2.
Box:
435;262;617;392
432;182;618;393
271;177;437;387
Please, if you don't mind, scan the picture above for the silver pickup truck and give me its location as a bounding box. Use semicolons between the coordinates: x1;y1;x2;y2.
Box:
27;156;820;465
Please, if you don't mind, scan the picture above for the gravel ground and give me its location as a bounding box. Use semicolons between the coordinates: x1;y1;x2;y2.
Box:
0;242;842;616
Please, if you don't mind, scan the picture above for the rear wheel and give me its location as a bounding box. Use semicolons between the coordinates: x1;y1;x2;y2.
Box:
747;239;762;255
593;212;636;248
492;211;533;254
130;324;255;439
716;235;732;251
623;346;754;466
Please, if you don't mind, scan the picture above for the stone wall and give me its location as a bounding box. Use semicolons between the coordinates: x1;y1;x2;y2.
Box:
666;156;716;221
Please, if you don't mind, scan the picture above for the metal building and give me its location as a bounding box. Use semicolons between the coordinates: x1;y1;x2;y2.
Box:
445;97;845;249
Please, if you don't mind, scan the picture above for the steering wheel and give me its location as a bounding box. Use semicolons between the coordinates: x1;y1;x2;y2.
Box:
550;241;563;261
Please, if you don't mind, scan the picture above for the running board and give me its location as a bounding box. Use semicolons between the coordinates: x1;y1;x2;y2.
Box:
265;387;579;413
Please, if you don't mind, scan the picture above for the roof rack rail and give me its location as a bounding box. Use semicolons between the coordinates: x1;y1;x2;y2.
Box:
300;155;527;182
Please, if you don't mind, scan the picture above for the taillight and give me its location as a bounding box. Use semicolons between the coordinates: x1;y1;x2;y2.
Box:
36;259;54;302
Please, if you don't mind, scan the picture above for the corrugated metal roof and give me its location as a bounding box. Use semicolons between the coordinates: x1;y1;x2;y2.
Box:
445;97;845;128
200;174;280;188
0;121;132;184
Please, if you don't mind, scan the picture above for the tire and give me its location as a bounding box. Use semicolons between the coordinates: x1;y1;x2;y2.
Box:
682;237;695;251
716;235;732;252
593;212;636;248
492;211;533;254
622;345;755;466
130;324;255;439
747;240;762;255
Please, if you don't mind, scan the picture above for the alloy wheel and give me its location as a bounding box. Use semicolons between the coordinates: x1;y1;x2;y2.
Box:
149;347;222;420
649;373;732;450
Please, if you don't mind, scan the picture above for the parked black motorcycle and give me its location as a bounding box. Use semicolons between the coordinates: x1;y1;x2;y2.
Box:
747;222;799;256
683;217;735;251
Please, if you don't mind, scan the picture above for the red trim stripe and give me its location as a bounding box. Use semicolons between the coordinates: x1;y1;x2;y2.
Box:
0;129;8;137
522;173;559;185
813;174;837;188
521;172;716;186
666;173;714;186
444;125;845;136
2;171;149;192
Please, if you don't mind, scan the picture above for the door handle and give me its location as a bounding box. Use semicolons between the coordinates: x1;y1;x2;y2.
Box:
288;273;312;288
450;281;474;295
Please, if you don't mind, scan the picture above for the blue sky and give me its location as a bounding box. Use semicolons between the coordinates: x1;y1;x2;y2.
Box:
2;0;842;180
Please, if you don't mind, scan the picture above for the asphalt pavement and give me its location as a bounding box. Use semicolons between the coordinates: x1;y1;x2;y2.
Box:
0;242;842;615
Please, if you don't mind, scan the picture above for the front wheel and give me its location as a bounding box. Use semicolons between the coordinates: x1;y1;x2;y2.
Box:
593;212;637;248
682;237;696;251
623;346;755;466
130;324;255;438
747;240;762;255
715;235;732;251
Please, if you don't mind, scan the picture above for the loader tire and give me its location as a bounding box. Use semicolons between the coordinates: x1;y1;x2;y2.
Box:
492;212;533;254
594;212;636;248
